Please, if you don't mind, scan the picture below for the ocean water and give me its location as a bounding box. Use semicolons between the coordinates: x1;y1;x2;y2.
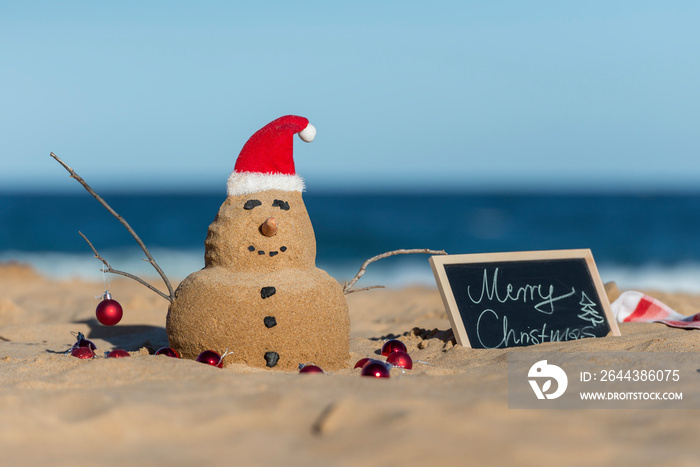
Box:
2;191;700;292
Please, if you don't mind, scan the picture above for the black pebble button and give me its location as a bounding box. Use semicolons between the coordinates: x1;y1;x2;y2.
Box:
264;351;279;368
248;245;255;252
261;286;276;299
269;251;278;257
280;246;287;252
264;316;277;328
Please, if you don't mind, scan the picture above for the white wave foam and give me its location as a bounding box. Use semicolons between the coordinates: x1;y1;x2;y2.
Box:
328;260;700;293
3;250;700;293
598;263;700;293
0;248;205;282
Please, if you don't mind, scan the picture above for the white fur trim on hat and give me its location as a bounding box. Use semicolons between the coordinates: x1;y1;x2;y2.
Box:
227;171;306;197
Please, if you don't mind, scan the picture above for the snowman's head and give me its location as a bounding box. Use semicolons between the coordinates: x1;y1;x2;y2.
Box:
204;189;316;271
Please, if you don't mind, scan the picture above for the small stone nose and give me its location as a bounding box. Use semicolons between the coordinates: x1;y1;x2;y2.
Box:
261;217;278;237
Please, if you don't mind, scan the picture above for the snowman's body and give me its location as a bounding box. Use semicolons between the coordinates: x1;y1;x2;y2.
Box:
167;189;351;370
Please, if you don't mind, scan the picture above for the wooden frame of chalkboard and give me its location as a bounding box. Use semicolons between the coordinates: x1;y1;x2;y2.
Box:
430;249;621;349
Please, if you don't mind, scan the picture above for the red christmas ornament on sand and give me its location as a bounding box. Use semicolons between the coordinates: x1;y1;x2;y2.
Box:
354;357;372;369
360;361;391;378
386;350;413;369
196;350;226;368
155;347;181;358
71;331;96;352
299;363;324;374
95;292;123;326
106;349;130;358
381;339;407;356
71;346;95;359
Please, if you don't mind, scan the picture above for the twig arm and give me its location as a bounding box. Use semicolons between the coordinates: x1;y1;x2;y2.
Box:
343;248;447;295
79;232;172;302
51;152;175;301
344;285;386;295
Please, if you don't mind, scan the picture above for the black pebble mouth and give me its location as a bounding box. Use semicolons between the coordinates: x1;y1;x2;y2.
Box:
248;246;287;256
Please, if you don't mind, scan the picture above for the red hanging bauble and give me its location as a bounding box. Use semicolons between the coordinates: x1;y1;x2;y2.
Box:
386;350;413;369
95;292;123;326
381;339;407;356
155;347;181;358
360;361;391;378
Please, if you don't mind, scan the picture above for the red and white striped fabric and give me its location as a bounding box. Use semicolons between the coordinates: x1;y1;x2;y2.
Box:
611;291;700;329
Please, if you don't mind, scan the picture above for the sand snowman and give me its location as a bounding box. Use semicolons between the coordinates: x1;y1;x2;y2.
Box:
166;115;350;370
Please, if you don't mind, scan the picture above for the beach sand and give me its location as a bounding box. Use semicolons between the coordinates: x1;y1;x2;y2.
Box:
1;262;698;466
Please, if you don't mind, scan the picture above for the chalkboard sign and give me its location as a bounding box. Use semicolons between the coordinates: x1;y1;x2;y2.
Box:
430;250;620;349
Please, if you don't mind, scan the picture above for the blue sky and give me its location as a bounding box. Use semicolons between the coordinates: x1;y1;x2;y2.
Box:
2;1;699;193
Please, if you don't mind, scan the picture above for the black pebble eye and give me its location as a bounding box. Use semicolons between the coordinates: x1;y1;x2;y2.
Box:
244;200;262;210
248;246;255;252
272;199;290;211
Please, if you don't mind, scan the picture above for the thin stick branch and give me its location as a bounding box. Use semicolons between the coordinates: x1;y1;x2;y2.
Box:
79;232;172;302
344;285;386;295
51;152;175;302
343;249;447;295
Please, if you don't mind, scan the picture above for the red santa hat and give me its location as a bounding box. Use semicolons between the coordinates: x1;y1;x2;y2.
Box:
227;115;316;196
